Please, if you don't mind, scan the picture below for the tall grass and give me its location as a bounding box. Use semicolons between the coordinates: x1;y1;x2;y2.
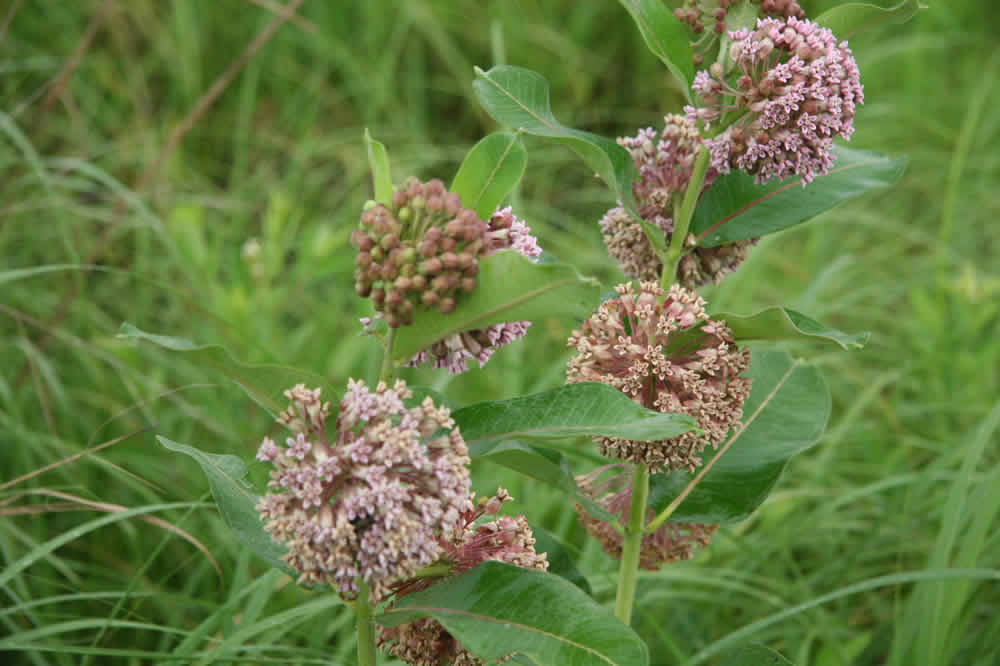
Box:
2;1;998;664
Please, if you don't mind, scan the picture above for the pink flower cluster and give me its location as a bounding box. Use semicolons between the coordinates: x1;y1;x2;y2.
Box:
600;115;755;287
566;282;751;472
255;381;473;601
406;206;542;374
576;465;717;568
378;488;548;665
687;16;863;184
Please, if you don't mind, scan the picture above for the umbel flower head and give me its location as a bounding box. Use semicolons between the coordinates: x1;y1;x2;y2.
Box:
405;206;542;374
600;115;756;288
686;16;864;184
674;0;805;67
378;488;548;666
576;465;717;568
566;281;751;472
255;380;473;601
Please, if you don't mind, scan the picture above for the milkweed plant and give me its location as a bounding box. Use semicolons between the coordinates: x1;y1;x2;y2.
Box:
123;2;918;664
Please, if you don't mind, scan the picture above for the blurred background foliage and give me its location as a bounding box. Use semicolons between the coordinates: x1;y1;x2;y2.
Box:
1;1;998;664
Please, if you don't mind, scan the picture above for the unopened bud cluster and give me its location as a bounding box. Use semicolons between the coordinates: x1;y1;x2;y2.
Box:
567;282;751;472
255;380;473;601
686;16;864;184
378;488;547;665
353;178;487;328
600;115;755;288
576;465;717;568
674;0;805;66
405;206;542;373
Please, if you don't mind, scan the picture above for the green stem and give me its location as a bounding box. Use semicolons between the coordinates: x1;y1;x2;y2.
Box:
661;147;711;288
614;463;649;624
354;580;378;666
379;327;397;384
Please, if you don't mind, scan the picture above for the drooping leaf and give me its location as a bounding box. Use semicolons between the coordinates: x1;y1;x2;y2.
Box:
816;0;925;39
118;323;328;418
717;307;870;350
364;129;392;205
691;146;905;247
472;65;636;210
530;524;592;595
378;561;649;666
477;441;617;524
450;132;527;220
391;250;600;363
453;382;697;456
617;0;694;95
648;350;830;523
156;436;293;576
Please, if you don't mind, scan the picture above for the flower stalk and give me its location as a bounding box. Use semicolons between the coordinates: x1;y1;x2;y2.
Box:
354;581;377;666
380;327;397;384
661;147;710;288
614;463;649;624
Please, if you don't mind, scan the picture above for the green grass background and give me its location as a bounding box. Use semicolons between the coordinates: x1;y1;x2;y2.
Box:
2;1;999;664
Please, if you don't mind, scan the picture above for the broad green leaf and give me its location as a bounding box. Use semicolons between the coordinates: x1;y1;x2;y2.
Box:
118;323;328;418
391;250;600;363
450;132;527;220
473;65;637;210
617;0;694;95
453;382;697;456
379;561;649;666
717;307;870;350
156;436;293;576
530;524;592;595
817;0;925;39
691;146;905;247
364;129;392;205
477;441;617;524
648;350;830;523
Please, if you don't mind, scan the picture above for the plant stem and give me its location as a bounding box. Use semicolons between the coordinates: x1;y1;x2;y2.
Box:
379;327;397;384
354;580;378;666
660;147;711;288
356;320;398;666
614;463;649;624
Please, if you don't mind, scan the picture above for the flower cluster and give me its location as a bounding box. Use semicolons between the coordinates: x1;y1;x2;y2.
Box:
600;115;755;287
674;0;805;66
576;465;717;568
255;380;473;601
566;281;751;472
378;488;548;665
353;178;488;328
405;206;542;374
687;16;863;184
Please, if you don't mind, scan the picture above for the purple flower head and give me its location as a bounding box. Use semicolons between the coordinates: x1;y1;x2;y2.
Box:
256;379;473;601
566;282;751;472
377;488;548;665
601;115;756;287
404;206;543;374
686;16;864;184
576;465;718;568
